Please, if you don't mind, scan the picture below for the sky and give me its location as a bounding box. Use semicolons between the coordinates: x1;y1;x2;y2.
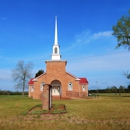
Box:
0;0;130;91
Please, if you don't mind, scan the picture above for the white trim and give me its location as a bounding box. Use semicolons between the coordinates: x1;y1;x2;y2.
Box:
31;86;34;92
45;60;67;62
40;82;44;91
66;72;80;80
68;82;73;91
32;78;37;82
32;73;46;82
82;85;86;91
76;78;80;81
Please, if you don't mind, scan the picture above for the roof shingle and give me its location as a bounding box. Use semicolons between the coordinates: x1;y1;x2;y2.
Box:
79;78;89;84
28;78;34;85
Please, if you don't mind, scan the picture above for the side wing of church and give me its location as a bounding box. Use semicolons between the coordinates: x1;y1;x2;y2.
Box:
28;16;89;100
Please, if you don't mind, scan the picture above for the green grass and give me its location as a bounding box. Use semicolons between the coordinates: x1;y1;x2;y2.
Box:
0;94;130;130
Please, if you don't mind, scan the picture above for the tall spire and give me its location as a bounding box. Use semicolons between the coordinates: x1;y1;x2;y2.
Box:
54;16;58;45
51;16;61;60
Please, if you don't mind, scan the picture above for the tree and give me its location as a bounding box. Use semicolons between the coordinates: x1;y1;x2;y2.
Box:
123;71;130;79
35;69;44;78
119;85;125;96
123;71;130;84
106;86;111;93
12;60;33;95
111;86;117;94
112;10;130;50
128;85;130;89
127;85;130;93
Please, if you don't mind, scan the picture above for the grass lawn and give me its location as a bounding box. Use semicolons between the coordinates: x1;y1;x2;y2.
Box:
0;94;130;130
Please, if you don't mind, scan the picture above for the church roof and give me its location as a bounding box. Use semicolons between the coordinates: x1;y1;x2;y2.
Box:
28;78;34;85
79;78;89;84
32;73;46;82
66;72;80;80
28;77;88;85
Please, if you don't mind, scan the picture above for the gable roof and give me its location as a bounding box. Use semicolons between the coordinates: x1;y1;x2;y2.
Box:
28;76;88;85
79;78;89;84
66;72;80;80
28;78;34;85
32;73;46;82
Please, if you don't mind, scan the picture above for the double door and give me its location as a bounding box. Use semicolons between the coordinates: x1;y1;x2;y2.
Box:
52;86;60;95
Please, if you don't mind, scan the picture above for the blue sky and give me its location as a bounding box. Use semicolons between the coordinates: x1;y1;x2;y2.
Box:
0;0;130;91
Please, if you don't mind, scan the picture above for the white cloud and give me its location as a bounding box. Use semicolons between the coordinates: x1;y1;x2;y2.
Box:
92;31;112;39
66;51;130;89
61;30;113;52
67;51;130;73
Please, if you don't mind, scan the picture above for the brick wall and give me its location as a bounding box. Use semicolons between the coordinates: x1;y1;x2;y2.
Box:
32;60;88;100
33;74;46;99
42;84;51;110
45;61;67;97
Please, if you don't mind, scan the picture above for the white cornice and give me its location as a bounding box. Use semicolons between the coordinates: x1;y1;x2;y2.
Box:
32;73;46;82
75;78;80;81
32;78;37;82
66;72;80;80
45;60;67;65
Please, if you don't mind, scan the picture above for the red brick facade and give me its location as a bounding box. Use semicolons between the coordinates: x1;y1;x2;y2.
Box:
28;60;88;100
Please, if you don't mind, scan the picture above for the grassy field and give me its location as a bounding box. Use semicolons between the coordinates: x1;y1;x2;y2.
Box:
0;94;130;130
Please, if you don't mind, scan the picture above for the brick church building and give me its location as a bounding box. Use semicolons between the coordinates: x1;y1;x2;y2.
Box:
28;17;89;100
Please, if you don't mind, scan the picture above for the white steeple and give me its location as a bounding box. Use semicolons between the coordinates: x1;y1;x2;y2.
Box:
51;16;61;60
54;16;58;45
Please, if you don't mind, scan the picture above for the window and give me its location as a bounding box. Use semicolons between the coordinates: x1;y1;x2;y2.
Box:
82;85;86;91
68;82;73;90
55;47;57;54
40;82;44;91
31;86;34;92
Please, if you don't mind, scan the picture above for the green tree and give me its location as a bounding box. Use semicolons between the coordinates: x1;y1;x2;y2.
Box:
12;60;33;95
128;85;130;89
35;69;44;78
106;86;111;93
119;85;125;96
111;86;117;94
127;85;130;92
112;10;130;50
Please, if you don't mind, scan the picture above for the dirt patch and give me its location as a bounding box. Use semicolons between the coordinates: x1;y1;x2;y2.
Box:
28;104;67;115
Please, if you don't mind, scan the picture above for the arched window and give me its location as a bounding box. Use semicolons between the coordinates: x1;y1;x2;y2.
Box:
55;47;57;54
40;82;44;91
31;86;34;92
68;82;73;90
82;85;86;91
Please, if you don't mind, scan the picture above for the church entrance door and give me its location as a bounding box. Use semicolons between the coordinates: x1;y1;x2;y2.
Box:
52;86;60;95
51;80;61;96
